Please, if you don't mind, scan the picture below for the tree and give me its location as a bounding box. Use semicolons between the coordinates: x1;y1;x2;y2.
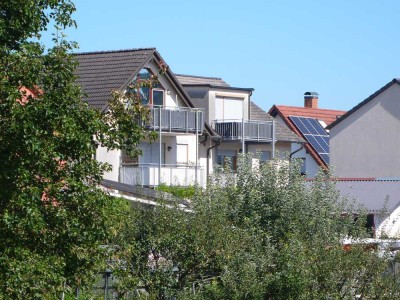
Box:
0;1;151;298
109;156;400;299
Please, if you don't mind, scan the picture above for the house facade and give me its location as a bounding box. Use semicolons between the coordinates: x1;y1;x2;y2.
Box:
269;93;346;177
75;49;210;187
328;79;400;178
175;74;302;176
75;48;301;187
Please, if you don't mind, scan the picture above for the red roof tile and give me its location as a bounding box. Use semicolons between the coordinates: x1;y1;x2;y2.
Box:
271;105;346;126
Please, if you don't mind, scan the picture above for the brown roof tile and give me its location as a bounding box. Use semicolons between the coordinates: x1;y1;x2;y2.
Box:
74;48;156;110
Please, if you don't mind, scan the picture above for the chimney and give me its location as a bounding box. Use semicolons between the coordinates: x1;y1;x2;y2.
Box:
304;92;319;109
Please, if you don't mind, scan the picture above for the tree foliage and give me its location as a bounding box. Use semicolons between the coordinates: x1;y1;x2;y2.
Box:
110;156;400;299
0;1;151;298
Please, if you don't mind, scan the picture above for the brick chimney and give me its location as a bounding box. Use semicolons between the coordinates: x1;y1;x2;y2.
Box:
304;92;319;109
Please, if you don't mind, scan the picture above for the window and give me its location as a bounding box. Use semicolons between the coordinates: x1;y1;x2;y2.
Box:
121;142;165;165
129;68;165;106
215;96;243;120
259;151;271;167
216;149;237;171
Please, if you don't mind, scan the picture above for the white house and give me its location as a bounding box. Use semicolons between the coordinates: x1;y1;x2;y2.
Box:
75;48;301;188
75;48;213;187
327;79;400;179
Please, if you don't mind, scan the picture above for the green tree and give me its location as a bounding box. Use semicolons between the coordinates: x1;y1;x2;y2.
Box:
0;1;151;298
110;156;400;299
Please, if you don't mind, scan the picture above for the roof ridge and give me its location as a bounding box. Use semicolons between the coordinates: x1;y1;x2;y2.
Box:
175;73;224;80
74;48;156;56
275;105;346;112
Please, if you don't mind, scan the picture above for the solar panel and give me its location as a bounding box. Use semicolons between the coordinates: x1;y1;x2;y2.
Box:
289;116;330;165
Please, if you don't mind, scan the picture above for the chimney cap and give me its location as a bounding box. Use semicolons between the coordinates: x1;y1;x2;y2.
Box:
304;92;319;97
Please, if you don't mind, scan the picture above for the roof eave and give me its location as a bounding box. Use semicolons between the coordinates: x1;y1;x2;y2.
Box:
327;79;400;130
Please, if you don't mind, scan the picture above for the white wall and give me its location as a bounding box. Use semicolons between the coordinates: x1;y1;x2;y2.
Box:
290;143;320;178
330;84;400;178
145;60;185;108
96;145;120;181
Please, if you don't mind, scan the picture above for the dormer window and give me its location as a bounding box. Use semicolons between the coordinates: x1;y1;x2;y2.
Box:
130;68;165;107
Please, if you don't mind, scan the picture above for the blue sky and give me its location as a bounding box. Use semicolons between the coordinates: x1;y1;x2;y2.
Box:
43;0;400;112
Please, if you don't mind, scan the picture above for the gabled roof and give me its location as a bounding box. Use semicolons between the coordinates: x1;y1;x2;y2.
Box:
269;105;346;167
250;102;304;143
334;178;400;213
270;105;346;126
74;48;218;137
327;78;400;129
74;48;195;111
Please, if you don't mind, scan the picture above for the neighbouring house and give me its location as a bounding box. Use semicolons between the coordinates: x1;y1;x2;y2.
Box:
334;178;400;239
75;48;213;187
327;79;400;178
269;93;346;177
175;74;303;175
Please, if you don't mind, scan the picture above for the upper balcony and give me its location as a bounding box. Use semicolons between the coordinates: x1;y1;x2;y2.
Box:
213;119;274;142
145;106;204;134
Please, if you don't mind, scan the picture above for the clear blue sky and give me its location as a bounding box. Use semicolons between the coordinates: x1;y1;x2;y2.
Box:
43;0;400;112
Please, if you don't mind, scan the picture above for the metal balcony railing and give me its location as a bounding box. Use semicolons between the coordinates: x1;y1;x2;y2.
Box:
213;119;274;142
145;106;204;134
120;164;206;187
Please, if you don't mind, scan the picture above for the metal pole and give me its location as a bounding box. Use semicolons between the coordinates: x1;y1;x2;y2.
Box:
242;118;245;154
159;107;162;185
195;110;198;185
272;120;276;159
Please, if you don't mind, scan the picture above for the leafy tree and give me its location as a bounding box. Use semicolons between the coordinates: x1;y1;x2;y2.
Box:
110;156;400;299
0;1;151;298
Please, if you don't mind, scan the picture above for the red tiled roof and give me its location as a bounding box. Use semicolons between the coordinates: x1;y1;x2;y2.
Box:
270;105;346;126
269;105;346;168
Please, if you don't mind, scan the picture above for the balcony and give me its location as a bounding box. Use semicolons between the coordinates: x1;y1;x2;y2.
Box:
213;119;274;142
120;164;206;187
145;106;204;134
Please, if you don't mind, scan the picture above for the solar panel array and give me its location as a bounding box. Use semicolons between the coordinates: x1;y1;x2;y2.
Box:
289;116;330;165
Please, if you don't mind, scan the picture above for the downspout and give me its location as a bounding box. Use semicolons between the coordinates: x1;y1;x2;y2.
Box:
289;142;305;161
206;137;222;179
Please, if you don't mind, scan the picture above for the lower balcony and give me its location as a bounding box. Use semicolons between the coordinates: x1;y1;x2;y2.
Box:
213;120;274;142
120;164;206;187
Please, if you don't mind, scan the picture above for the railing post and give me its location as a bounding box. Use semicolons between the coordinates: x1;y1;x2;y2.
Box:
159;107;162;186
195;110;198;185
272;120;276;159
242;119;245;154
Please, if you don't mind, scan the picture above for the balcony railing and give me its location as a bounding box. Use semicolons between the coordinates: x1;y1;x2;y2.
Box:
145;106;204;134
120;164;206;187
213;119;274;142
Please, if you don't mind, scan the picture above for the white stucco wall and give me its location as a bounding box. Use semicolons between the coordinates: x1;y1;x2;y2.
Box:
145;60;185;108
96;145;120;181
330;84;400;178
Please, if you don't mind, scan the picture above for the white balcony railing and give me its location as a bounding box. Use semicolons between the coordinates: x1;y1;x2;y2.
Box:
213;119;274;142
120;164;206;187
145;106;204;133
